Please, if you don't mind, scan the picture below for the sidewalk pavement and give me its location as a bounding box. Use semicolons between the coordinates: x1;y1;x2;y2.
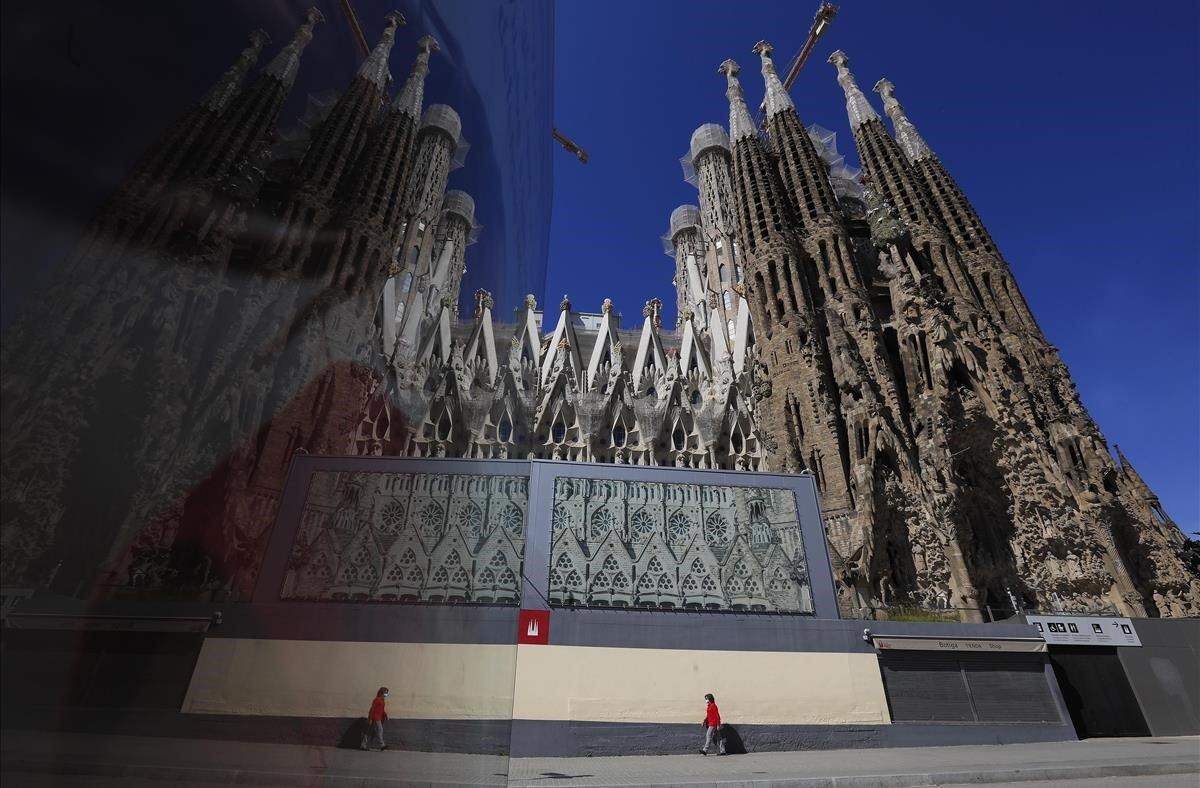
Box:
1;729;1196;787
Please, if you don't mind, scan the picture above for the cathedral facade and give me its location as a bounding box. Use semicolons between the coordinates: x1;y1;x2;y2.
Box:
1;10;1195;621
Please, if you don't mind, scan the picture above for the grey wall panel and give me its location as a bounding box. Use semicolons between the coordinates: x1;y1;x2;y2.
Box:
507;719;1074;757
1118;619;1200;736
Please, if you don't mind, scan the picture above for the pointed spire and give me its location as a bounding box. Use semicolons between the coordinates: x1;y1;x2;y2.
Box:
394;35;439;117
874;79;932;161
264;7;324;87
357;11;405;89
719;59;756;142
200;30;270;112
827;50;879;129
752;41;795;118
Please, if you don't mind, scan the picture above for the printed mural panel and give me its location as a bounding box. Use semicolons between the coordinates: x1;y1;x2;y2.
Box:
548;477;813;613
282;471;527;604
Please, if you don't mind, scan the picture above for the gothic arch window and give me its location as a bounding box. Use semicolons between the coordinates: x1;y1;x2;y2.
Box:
590;507;618;539
418;502;444;538
552;504;571;532
718;263;728;281
400;272;413;292
668;511;693;543
601;554;621;573
630;509;654;541
497;410;514;442
455;503;484;537
493;503;523;535
730;423;746;455
435;407;453;441
691;389;702;405
723;290;733;311
378;501;405;535
671;419;687;451
399;548;417;566
704;512;731;546
551;410;567;443
305;553;332;580
768;567;793;593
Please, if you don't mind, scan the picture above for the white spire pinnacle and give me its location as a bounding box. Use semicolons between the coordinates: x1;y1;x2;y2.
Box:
752;41;795;118
264;8;324;88
393;35;439;118
357;11;405;89
719;59;756;142
873;79;932;161
201;30;269;112
827;50;879;129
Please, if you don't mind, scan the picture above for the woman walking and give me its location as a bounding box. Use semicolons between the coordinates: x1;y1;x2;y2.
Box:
361;687;390;751
700;693;726;755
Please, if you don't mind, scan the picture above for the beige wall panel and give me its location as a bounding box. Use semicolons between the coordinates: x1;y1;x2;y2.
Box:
510;645;890;725
182;639;518;720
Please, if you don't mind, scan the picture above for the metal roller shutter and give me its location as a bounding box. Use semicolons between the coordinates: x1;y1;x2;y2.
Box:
879;653;974;722
879;652;1061;724
962;655;1062;723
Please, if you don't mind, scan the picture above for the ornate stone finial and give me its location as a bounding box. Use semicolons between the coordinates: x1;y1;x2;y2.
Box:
474;288;493;317
680;306;694;322
708;292;720;310
393;35;440;117
642;301;654;318
647;297;664;329
873;79;932;161
753;40;795;118
719;59;756;142
265;8;324;88
386;260;401;277
827;50;879;129
557;337;571;350
601;298;614;314
732;281;746;297
440;294;454;308
524;294;537;310
201;30;271;112
559;294;571;312
356;11;405;88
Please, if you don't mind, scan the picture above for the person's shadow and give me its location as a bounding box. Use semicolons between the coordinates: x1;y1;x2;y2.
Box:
337;718;370;749
721;724;747;755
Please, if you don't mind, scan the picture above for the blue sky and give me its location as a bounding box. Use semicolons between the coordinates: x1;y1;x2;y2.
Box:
546;0;1200;535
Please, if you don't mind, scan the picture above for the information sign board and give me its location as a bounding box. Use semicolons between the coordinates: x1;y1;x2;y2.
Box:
1026;615;1140;647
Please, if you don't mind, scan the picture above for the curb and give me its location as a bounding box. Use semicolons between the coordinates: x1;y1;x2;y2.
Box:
0;758;493;788
2;756;1197;787
506;759;1200;787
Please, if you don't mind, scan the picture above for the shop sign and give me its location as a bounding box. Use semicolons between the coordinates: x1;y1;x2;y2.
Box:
872;635;1046;653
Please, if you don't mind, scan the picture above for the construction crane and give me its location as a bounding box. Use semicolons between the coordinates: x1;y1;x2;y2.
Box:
757;2;839;130
553;128;589;164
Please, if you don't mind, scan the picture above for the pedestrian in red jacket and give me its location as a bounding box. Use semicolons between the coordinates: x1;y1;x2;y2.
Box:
361;687;389;751
700;693;726;755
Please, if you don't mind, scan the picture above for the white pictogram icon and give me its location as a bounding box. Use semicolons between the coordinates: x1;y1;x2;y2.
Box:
526;618;539;637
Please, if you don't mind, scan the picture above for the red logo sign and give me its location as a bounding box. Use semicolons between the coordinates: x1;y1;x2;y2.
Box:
518;609;550;645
